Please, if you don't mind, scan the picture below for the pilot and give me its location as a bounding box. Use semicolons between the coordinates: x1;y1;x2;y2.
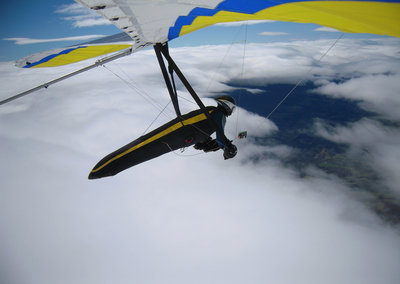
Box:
194;95;238;160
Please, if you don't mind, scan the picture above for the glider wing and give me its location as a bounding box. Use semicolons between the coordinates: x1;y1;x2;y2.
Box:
79;0;400;42
17;43;132;68
18;0;400;68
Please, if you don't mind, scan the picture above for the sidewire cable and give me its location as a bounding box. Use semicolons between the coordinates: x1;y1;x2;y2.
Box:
103;63;178;136
233;21;248;141
205;24;247;94
104;62;211;139
162;141;206;157
141;100;171;135
103;64;173;117
266;33;344;120
108;61;155;103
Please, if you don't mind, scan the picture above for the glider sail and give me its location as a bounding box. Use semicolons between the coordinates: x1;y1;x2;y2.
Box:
17;0;400;69
77;0;400;43
168;0;400;39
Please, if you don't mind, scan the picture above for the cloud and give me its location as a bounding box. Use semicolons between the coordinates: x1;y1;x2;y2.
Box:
215;20;275;27
259;31;289;36
227;107;278;138
315;118;400;198
314;74;400;120
56;3;111;28
55;3;88;14
70;18;112;28
1;39;400;284
314;27;341;33
3;35;107;45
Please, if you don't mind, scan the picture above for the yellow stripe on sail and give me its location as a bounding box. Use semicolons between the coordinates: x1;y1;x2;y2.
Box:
180;1;400;38
32;44;132;68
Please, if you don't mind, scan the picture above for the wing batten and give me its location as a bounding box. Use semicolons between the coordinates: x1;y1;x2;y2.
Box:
76;0;148;46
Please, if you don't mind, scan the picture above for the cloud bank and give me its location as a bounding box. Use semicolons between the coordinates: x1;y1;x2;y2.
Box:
314;27;341;33
1;38;400;284
315;118;400;198
259;31;289;36
3;35;106;45
215;20;275;27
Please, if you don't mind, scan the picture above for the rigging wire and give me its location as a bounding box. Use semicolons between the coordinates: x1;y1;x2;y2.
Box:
205;23;248;94
107;61;150;98
141;100;171;135
103;63;179;136
234;21;248;141
162;141;206;157
266;33;345;120
193;22;249;141
103;64;174;117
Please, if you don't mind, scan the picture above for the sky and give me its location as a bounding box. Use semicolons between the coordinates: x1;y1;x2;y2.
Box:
1;1;400;284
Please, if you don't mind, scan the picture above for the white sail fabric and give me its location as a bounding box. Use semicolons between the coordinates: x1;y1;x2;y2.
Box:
76;0;221;47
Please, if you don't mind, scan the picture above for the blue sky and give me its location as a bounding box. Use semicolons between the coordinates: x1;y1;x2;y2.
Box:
0;0;119;61
0;0;389;62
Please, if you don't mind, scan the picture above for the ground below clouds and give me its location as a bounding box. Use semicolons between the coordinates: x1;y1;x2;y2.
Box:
224;82;400;225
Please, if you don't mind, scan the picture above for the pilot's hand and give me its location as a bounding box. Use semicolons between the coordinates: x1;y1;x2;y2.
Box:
223;143;237;160
194;142;204;150
194;137;212;150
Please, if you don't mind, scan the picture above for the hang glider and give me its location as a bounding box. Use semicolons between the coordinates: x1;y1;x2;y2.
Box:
2;0;400;177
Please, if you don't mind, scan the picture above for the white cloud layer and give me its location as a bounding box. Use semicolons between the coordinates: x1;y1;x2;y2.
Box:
215;20;275;27
259;31;289;36
315;74;400;120
1;38;400;284
314;27;341;33
315;118;400;197
3;35;106;45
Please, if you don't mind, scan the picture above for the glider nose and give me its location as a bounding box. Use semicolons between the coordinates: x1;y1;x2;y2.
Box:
88;172;99;180
88;166;115;179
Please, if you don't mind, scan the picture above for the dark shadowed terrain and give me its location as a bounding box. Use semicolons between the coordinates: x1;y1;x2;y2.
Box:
225;82;400;224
